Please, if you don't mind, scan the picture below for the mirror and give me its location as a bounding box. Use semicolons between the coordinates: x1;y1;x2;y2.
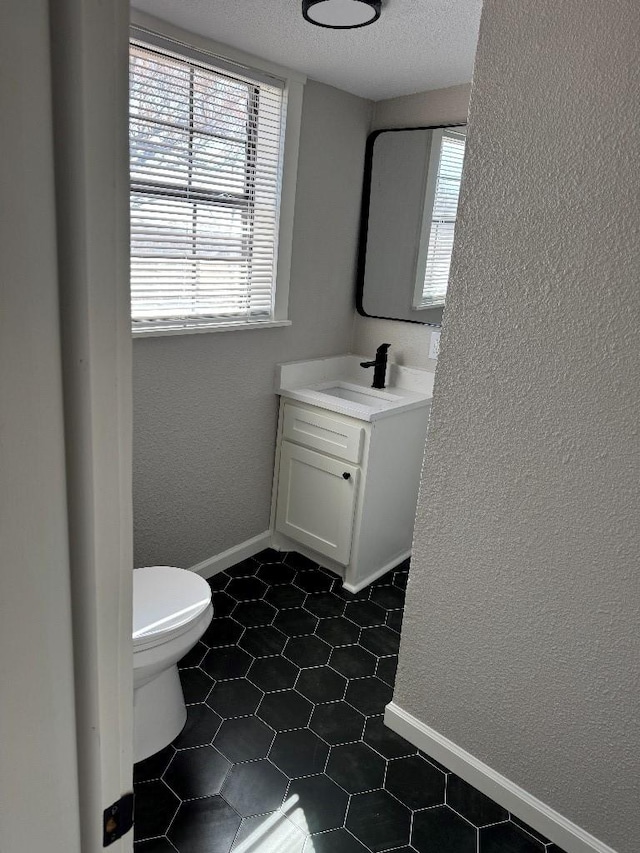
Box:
356;125;467;325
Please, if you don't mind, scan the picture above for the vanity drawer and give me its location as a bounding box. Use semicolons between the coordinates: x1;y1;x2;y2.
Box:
282;404;364;464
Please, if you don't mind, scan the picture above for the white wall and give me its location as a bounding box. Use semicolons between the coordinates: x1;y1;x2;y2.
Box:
352;84;470;370
0;2;81;850
133;78;373;567
372;82;470;130
394;1;640;851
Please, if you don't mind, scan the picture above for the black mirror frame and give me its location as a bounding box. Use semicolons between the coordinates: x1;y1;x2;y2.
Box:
355;124;465;326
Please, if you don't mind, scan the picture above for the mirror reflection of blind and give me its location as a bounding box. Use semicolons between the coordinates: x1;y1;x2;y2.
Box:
129;43;285;331
420;132;466;308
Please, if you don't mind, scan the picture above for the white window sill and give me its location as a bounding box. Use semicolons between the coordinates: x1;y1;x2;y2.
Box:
132;319;292;339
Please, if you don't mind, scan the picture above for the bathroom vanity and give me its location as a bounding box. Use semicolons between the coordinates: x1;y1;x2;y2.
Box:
270;356;434;591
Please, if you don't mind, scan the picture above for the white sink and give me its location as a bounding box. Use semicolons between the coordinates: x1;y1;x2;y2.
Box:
319;382;401;407
275;356;434;422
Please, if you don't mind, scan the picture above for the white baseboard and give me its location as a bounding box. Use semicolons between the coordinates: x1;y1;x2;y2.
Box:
189;531;272;579
342;550;411;594
384;702;618;853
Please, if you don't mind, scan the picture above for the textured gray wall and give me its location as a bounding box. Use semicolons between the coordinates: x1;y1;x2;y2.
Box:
133;80;372;567
352;83;471;370
394;2;640;851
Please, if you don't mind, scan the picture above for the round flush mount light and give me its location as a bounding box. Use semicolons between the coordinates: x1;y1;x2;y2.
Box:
302;0;381;29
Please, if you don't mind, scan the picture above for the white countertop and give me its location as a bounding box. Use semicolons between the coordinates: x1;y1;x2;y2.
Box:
276;355;435;422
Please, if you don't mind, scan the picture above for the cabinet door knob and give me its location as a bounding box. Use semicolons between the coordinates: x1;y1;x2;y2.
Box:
342;472;351;480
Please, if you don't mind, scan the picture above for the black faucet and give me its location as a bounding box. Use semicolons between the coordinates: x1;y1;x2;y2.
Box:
360;343;391;389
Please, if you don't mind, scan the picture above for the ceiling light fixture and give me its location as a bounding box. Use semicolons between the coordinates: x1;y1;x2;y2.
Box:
302;0;381;30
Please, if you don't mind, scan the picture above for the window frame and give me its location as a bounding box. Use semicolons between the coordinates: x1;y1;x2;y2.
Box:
129;21;305;337
412;127;466;311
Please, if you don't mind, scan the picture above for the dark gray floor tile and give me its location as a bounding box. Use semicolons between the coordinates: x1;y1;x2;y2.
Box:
296;666;347;703
179;668;214;704
447;774;509;827
134;837;177;852
309;701;365;745
418;750;451;774
133;780;180;841
325;742;386;794
385;610;403;632
510;816;554;846
269;728;330;778
226;558;261;577
213;716;275;763
359;626;401;657
201;646;254;681
412;805;477;853
304;592;346;618
207;573;230;591
239;625;287;657
331;577;370;601
207;679;263;718
316;617;361;647
369;585;406;611
273;607;319;637
346;789;411;852
287;774;349;833
203;617;244;648
294;569;334;594
265;584;307;609
134;744;175;783
392;572;408;590
257;689;313;731
254;548;286;564
226;577;268;602
232;600;277;628
481;821;548;852
247;655;299;691
210;591;236;618
284;553;319;572
363;715;416;759
178;641;207;669
375;656;398;686
257;563;296;585
168;797;241;853
303;828;370;852
284;635;332;667
173;704;222;749
221;760;288;817
345;677;393;716
329;645;377;679
386;755;446;810
344;601;387;627
163;746;231;800
232;812;306;852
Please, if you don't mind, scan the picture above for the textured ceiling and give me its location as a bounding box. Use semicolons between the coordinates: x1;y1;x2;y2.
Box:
130;0;482;100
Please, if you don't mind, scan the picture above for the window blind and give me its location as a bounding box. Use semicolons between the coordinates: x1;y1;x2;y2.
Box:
129;42;286;331
419;131;466;308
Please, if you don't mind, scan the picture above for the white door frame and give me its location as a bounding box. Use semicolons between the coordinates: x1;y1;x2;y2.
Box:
50;0;134;850
0;3;83;851
1;1;133;851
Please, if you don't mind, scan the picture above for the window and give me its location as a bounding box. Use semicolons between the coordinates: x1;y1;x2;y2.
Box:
415;129;466;309
129;38;292;333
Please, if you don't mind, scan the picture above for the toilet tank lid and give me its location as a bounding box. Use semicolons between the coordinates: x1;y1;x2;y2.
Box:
133;566;212;640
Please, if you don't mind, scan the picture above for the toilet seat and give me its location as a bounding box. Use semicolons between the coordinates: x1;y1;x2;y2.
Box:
133;566;212;651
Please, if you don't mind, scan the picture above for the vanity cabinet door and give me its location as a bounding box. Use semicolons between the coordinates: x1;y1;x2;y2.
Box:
275;441;359;566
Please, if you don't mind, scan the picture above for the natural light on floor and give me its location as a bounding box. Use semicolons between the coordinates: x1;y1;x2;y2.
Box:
232;795;313;852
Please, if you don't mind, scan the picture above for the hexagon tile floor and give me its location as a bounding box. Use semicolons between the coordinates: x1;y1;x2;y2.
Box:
134;550;565;853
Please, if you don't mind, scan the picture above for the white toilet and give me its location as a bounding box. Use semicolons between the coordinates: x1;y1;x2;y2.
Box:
133;566;213;762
